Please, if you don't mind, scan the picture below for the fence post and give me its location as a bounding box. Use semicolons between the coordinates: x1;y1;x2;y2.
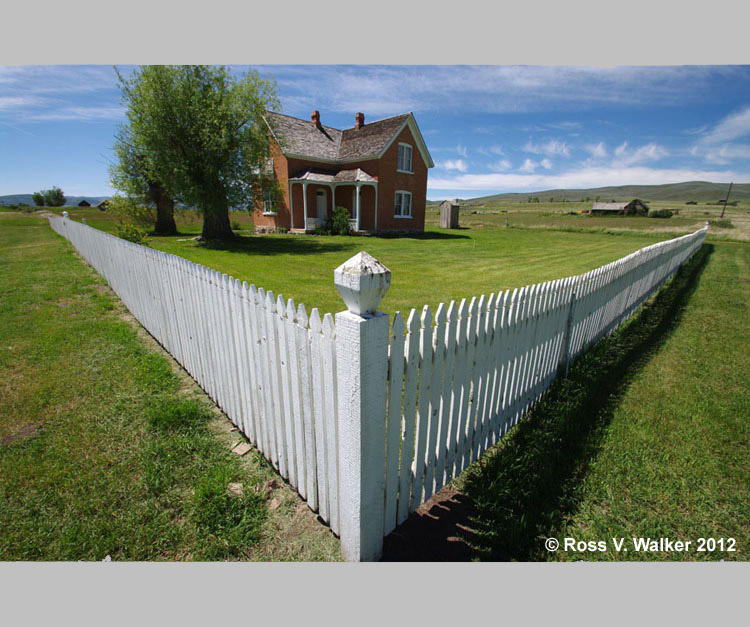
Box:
558;283;578;377
334;251;391;562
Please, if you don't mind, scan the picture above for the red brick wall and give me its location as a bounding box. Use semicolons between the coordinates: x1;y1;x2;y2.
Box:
253;122;429;232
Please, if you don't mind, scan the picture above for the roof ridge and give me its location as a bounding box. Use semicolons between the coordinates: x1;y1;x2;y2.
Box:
340;111;412;132
265;110;342;132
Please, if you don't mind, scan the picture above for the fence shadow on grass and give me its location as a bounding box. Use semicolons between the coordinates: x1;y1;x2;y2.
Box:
381;244;713;561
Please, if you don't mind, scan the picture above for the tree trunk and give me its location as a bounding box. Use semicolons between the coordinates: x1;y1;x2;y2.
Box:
201;199;234;241
149;181;177;235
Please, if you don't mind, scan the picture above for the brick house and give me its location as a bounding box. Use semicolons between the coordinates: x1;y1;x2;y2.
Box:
253;110;434;234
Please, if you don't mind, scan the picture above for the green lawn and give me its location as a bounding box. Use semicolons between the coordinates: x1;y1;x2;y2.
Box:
40;206;701;317
0;215;340;561
460;240;749;561
3;210;746;562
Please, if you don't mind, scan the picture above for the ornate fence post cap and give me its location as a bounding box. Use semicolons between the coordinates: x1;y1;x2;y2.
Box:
334;251;391;316
62;211;69;218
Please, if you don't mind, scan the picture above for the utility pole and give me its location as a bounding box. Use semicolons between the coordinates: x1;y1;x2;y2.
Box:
720;182;733;219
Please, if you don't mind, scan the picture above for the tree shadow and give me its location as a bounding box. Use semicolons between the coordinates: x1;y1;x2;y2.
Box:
197;233;351;256
372;230;472;241
380;244;713;561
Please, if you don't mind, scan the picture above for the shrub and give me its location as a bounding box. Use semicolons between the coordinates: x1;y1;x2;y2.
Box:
648;209;673;219
319;206;352;235
686;200;697;205
115;222;150;246
231;219;241;231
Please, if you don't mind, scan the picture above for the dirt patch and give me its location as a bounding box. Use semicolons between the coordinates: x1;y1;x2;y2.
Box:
0;422;43;447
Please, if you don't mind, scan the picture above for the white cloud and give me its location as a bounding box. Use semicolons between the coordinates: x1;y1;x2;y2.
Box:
689;107;750;166
699;106;750;145
478;144;504;156
519;158;538;173
488;159;512;171
523;139;571;158
611;142;669;166
22;105;125;121
0;95;45;110
439;159;468;172
586;142;608;159
259;65;750;118
456;144;468;158
428;165;746;192
703;144;750;165
540;158;553;169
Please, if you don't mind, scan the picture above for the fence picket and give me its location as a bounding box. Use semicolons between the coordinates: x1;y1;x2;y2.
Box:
384;312;405;535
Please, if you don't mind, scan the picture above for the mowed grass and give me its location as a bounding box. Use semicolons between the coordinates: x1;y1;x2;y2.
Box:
460;240;749;561
41;206;692;317
0;215;340;561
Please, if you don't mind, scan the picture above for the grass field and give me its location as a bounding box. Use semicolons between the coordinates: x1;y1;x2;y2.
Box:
2;208;747;561
0;215;340;561
25;204;727;317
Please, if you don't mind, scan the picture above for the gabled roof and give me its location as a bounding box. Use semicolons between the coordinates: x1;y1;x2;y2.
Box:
291;167;377;184
592;202;629;210
264;111;434;168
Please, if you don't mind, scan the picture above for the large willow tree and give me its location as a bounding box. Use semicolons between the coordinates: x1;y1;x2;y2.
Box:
114;65;279;240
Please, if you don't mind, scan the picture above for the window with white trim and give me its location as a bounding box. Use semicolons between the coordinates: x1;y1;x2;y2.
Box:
397;143;413;173
262;189;277;215
394;190;412;218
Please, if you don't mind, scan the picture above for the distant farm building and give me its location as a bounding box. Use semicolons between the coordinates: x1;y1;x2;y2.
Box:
78;200;91;207
96;200;110;211
590;199;649;216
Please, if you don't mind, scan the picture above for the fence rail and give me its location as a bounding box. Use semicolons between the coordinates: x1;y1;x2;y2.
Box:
49;214;707;560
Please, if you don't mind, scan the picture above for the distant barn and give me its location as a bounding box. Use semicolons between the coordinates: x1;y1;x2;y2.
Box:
591;199;649;216
78;200;91;207
96;200;110;211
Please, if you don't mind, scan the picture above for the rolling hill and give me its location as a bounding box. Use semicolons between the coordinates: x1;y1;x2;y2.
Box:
428;181;750;206
0;194;111;207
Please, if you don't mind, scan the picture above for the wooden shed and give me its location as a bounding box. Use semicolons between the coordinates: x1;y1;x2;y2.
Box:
591;199;649;216
439;199;460;229
78;200;91;207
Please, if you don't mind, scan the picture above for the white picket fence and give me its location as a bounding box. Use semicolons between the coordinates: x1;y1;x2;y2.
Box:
49;215;343;535
49;214;707;561
380;225;708;539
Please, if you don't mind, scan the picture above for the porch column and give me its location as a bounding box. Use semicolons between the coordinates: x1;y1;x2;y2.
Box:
289;181;294;229
303;181;309;230
374;185;378;232
355;183;361;232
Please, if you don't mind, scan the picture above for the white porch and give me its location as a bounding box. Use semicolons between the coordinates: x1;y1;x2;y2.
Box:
288;168;378;233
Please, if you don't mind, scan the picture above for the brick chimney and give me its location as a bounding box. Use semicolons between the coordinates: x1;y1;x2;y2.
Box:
311;110;322;129
355;112;365;130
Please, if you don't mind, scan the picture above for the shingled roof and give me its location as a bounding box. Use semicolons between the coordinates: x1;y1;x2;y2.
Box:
264;111;419;163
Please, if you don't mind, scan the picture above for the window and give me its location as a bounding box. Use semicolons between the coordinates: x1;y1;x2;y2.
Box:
262;189;277;215
394;191;412;218
397;143;413;173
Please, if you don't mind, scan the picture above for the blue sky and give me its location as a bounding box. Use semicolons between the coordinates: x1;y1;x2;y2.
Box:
1;65;749;200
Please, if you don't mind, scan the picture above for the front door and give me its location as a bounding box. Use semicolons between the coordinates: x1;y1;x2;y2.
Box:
316;189;327;219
